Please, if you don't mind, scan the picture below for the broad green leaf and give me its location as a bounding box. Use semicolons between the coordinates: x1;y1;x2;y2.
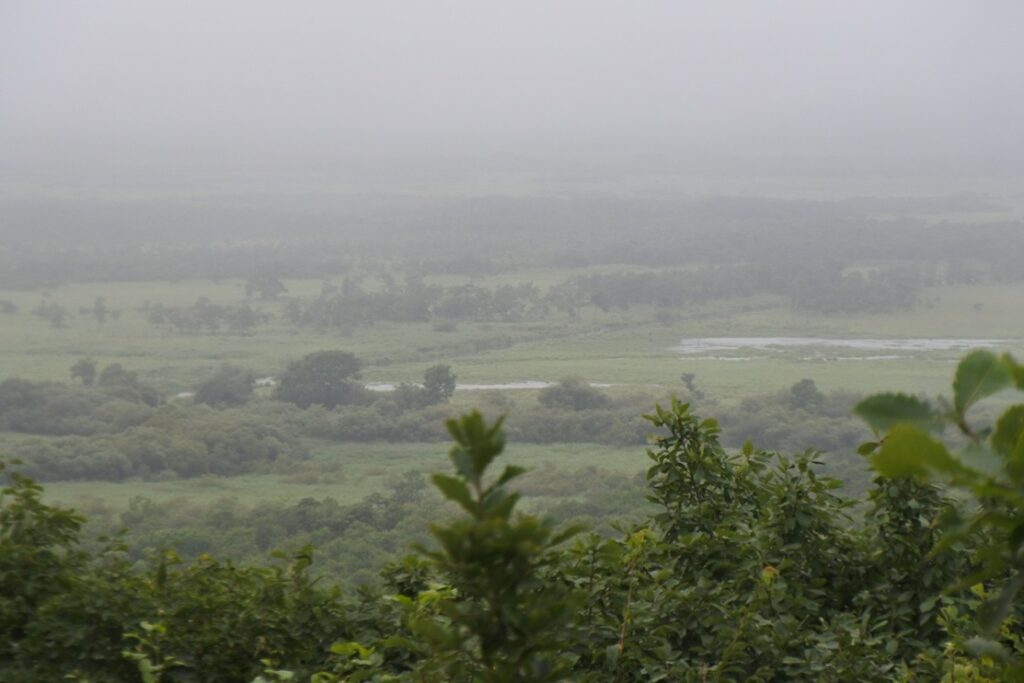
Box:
854;393;940;433
431;474;476;515
953;350;1013;415
993;405;1024;457
871;425;963;479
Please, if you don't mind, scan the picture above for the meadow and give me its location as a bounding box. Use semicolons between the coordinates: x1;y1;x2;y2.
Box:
2;275;1021;396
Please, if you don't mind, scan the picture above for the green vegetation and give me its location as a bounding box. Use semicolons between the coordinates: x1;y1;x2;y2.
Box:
6;351;1024;680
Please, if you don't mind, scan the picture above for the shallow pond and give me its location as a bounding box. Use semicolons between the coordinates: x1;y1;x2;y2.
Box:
671;337;1018;359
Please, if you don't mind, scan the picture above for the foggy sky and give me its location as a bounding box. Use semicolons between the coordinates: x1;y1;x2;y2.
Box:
2;1;1023;172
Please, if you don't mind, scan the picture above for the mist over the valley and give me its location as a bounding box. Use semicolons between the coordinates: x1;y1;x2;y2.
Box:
3;3;1024;681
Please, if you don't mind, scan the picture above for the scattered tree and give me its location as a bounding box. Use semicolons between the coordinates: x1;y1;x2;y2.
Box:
789;378;824;409
275;350;364;409
538;376;610;411
245;267;288;300
70;358;97;386
92;296;108;325
680;372;704;400
194;364;255;408
97;363;161;407
423;364;456;403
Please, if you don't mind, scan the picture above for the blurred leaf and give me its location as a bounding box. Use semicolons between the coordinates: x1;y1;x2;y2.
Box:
978;573;1024;632
993;405;1024;457
493;464;526;488
854;393;940;434
953;350;1012;415
871;425;964;479
857;441;879;456
964;636;1009;661
1003;353;1024;390
958;444;1005;478
431;474;476;516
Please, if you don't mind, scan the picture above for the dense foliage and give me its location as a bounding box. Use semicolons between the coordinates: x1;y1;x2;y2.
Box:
4;351;1024;680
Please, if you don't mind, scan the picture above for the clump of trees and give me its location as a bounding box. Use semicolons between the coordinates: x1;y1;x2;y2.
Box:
716;379;869;458
193;364;255;408
70;358;97;386
8;406;306;481
32;299;70;328
275;350;367;409
391;364;457;411
96;363;161;407
244;267;287;300
0;361;159;436
538;376;611;411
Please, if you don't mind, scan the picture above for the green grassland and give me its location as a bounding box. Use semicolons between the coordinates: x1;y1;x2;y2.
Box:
4;272;1023;515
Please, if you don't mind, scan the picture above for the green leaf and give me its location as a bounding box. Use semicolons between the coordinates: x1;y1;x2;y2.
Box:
854;393;940;434
1003;353;1024;390
604;644;620;669
431;474;477;515
953;350;1013;415
450;448;476;481
993;405;1024;457
493;464;526;488
856;441;879;456
331;641;374;658
483;491;519;519
871;425;964;479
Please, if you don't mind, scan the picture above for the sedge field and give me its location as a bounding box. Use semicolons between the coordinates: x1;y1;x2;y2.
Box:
2;276;1021;398
39;440;649;513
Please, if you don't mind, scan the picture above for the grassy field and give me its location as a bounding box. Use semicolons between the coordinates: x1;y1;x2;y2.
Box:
40;440;648;513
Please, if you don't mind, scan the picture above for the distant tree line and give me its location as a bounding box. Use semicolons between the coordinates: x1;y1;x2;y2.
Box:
3;194;1023;289
145;297;268;335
